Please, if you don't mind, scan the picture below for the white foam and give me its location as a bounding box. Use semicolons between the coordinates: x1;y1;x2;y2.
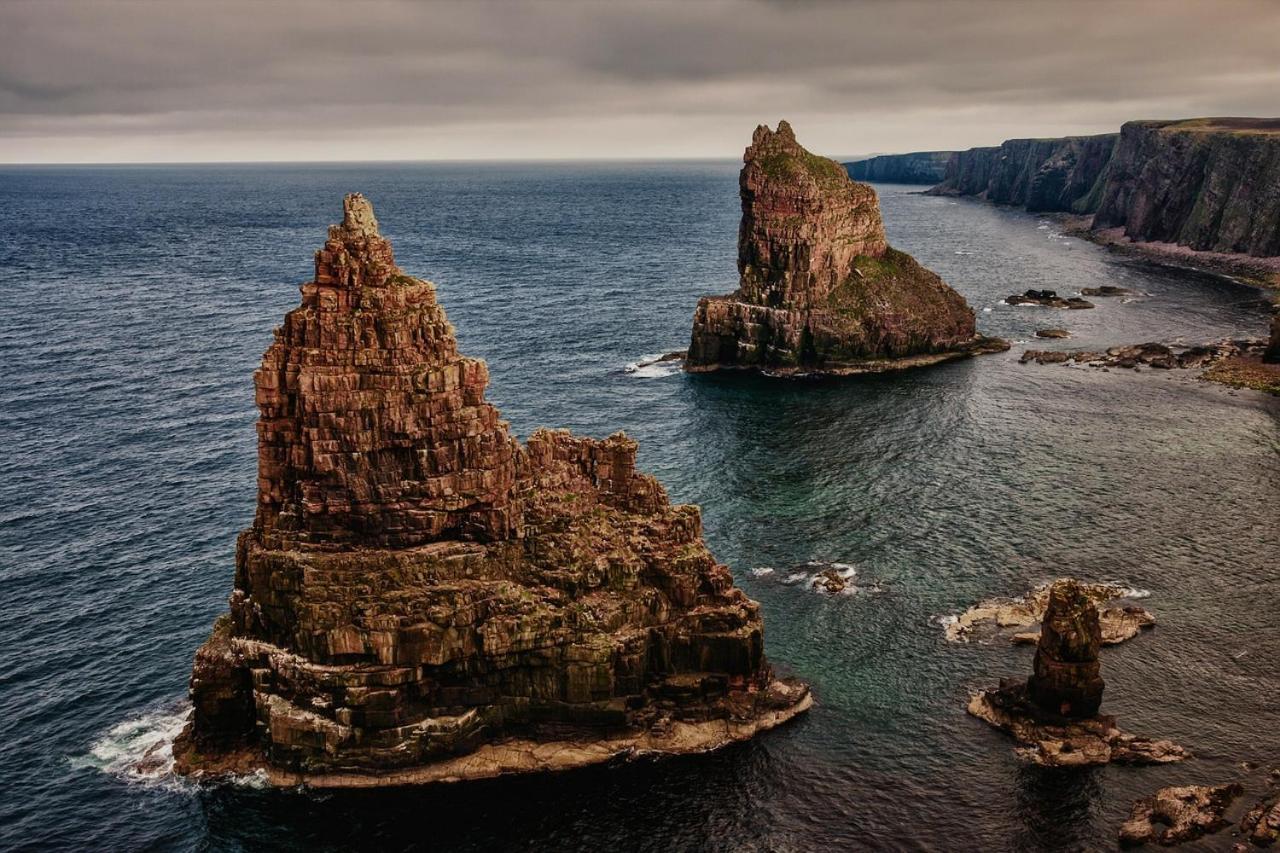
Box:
982;307;993;313
1119;586;1152;600
73;704;191;788
934;613;959;628
624;353;683;379
783;572;809;584
750;567;775;577
954;250;974;256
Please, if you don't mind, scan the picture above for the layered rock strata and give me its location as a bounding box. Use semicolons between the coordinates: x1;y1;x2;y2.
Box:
844;151;951;184
967;580;1185;767
1118;784;1243;848
174;194;810;785
687;121;1004;376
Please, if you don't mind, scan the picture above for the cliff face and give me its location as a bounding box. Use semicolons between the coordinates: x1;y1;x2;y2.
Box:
1093;119;1280;256
845;151;952;184
175;194;809;784
687;122;990;375
929;134;1117;213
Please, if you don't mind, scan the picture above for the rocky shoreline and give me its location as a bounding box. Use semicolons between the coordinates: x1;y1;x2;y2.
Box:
1019;339;1280;395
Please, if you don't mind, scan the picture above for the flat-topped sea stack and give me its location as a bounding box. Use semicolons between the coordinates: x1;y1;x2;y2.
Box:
686;121;1006;377
173;194;810;787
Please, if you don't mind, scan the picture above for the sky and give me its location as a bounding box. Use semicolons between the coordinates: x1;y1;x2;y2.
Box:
2;0;1278;164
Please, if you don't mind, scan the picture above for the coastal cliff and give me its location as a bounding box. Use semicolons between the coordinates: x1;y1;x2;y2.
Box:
927;134;1117;213
173;194;809;786
917;118;1280;279
686;122;1003;376
1092;119;1280;256
845;151;951;184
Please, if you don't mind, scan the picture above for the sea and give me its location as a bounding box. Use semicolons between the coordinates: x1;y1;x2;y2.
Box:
0;162;1277;851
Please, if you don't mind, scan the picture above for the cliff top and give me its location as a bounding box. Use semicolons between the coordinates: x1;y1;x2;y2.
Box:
1133;117;1280;135
746;120;849;187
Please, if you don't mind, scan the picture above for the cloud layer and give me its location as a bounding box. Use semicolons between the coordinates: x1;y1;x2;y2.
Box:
3;0;1278;162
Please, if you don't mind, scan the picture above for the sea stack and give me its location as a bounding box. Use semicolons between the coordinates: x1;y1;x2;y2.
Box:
173;194;810;786
1027;580;1105;718
967;579;1185;767
686;121;1005;376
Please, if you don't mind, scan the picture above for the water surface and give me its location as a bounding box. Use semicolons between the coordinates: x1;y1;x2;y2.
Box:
0;166;1276;851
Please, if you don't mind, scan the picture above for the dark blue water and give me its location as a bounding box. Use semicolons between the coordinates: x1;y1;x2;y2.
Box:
1;164;1277;852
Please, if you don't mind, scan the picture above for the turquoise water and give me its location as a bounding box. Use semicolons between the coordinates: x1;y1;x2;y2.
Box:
0;164;1276;851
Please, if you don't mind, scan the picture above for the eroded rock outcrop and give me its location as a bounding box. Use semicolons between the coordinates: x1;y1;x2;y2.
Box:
968;580;1185;767
944;579;1155;647
1267;313;1280;364
173;194;810;786
687;122;1005;376
1119;783;1243;848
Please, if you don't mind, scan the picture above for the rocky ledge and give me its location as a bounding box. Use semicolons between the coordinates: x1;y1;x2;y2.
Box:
944;579;1154;646
1020;339;1280;394
172;194;810;787
968;580;1185;767
1005;289;1095;309
686;121;1005;377
1241;775;1280;847
1118;784;1243;847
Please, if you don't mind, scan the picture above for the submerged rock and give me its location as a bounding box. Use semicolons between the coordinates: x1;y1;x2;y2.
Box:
1035;328;1070;339
173;194;810;787
1081;285;1134;297
945;578;1154;646
1006;289;1095;309
967;580;1184;767
1118;783;1243;847
686;121;1005;377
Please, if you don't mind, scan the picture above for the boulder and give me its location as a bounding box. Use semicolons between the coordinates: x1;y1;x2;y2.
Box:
1118;784;1243;847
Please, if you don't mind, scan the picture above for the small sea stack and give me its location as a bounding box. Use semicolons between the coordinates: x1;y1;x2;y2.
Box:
967;579;1185;767
685;121;1006;376
172;194;810;787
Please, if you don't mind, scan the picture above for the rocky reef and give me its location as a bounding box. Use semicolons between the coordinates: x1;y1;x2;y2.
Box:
928;134;1118;213
687;121;1005;376
944;579;1154;647
844;151;951;184
1006;289;1095;309
968;580;1185;767
1019;339;1280;394
173;194;810;787
1241;778;1280;847
1118;784;1243;847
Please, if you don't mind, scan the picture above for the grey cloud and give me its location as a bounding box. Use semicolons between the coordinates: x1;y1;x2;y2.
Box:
1;0;1277;161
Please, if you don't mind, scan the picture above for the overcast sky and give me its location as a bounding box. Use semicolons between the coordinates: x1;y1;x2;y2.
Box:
2;0;1278;163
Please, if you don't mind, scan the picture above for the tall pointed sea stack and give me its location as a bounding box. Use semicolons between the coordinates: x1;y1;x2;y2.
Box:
174;194;809;786
1027;581;1105;717
686;121;1004;375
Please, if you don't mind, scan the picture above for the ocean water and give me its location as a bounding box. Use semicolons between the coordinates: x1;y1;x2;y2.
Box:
0;163;1277;852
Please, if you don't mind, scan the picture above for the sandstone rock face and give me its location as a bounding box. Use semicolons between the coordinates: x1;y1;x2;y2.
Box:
1094;119;1280;257
1027;580;1105;718
687;122;993;375
175;194;809;785
845;151;952;184
928;134;1117;213
1118;783;1243;848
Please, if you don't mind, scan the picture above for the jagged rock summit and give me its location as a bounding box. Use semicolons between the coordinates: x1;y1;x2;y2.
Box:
173;194;810;786
686;121;1005;376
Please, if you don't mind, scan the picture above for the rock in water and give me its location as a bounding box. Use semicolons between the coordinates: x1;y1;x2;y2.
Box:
1027;580;1105;718
1118;784;1243;847
173;194;811;786
686;121;1005;376
1267;313;1280;364
967;579;1185;767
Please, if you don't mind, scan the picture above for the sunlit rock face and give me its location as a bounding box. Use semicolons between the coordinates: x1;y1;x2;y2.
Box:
687;121;993;376
175;194;809;785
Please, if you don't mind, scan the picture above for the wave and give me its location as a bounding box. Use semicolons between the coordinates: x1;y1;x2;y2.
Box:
71;703;191;789
750;567;775;577
623;352;683;379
